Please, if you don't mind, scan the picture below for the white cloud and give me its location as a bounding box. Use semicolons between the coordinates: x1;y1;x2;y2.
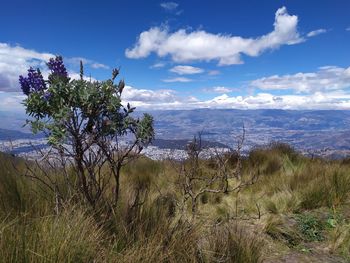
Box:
307;28;327;37
66;57;110;69
121;85;195;109
0;92;26;111
121;85;350;110
150;62;166;69
229;92;349;109
68;72;97;82
122;86;177;103
212;87;234;93
126;7;304;65
160;2;178;11
162;77;193;82
120;64;350;109
251;66;350;93
170;65;204;75
0;43;53;92
160;2;182;14
208;70;221;76
3;83;350;112
193;92;350;110
90;63;109;69
204;86;235;93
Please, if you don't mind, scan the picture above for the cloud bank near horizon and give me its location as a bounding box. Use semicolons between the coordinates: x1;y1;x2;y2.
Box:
120;86;350;110
2;84;350;112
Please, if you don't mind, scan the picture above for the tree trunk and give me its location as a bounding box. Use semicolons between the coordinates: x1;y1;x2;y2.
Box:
113;164;121;206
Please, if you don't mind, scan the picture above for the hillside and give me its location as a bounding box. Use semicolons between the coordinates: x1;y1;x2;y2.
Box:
1;144;350;262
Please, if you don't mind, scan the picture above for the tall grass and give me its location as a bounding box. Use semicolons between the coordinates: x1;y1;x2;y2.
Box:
329;222;350;260
204;224;264;263
299;167;350;210
0;208;105;262
0;153;52;217
1;142;350;262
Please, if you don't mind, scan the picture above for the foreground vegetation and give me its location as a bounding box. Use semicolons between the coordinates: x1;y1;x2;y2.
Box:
1;143;350;262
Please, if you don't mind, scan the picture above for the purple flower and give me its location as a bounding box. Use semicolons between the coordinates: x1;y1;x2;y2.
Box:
43;91;52;102
47;56;68;79
19;68;46;95
19;75;30;95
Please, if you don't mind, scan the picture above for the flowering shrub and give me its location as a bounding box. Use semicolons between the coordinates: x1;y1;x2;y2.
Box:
19;56;154;208
19;68;46;95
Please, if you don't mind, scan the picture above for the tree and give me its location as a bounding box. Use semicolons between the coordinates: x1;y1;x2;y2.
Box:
19;56;154;209
176;128;259;218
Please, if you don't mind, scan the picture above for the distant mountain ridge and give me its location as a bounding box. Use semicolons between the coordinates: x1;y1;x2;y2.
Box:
1;109;350;158
0;128;43;141
143;109;350;157
145;109;350;132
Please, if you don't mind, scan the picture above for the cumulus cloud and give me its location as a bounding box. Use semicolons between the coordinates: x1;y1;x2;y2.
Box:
122;86;177;103
0;43;107;92
3;83;350;112
217;92;350;110
204;86;236;93
119;65;350;110
191;92;350;110
126;7;304;65
120;85;350;110
162;77;192;82
120;85;194;109
170;65;204;75
0;43;52;92
213;87;233;93
0;92;26;111
251;66;350;93
307;28;327;37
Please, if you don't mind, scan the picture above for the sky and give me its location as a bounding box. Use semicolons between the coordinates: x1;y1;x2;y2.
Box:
0;0;350;111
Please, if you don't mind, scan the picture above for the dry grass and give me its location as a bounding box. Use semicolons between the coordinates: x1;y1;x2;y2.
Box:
1;142;350;262
0;208;105;263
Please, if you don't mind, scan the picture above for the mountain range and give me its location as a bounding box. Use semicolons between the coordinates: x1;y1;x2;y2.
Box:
1;109;349;158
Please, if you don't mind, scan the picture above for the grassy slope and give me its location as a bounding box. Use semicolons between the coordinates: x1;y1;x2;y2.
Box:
0;146;350;263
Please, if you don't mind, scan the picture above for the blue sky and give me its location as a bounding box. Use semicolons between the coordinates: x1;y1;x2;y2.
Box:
0;0;350;111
